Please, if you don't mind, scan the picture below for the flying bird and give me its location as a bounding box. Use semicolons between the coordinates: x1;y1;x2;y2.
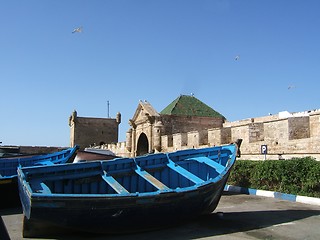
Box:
288;85;295;90
235;55;240;61
72;26;83;34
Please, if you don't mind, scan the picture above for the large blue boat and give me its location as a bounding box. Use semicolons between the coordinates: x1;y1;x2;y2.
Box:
0;145;79;184
18;141;241;238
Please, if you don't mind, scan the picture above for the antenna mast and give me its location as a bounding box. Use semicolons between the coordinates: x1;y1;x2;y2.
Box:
107;100;110;118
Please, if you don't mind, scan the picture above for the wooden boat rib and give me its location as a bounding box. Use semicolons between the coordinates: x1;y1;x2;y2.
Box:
0;145;79;184
18;141;241;238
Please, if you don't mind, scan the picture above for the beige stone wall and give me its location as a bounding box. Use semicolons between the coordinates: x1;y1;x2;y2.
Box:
105;109;320;161
173;133;187;151
207;127;231;146
161;135;173;152
69;113;120;150
288;117;310;140
310;113;320;138
105;142;128;157
19;146;67;154
186;130;208;148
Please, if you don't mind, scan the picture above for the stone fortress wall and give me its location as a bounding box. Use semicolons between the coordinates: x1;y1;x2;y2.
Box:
104;109;320;160
69;110;121;150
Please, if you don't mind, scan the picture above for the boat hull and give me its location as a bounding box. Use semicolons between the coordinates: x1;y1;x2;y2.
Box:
21;176;228;236
73;149;117;163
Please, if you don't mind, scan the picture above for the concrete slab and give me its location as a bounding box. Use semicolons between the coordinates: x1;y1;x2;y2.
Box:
1;192;320;240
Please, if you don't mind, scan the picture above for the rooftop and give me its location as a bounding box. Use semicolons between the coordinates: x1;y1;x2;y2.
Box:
160;95;225;118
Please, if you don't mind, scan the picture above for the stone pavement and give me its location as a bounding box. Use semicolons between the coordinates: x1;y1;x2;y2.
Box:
1;192;320;240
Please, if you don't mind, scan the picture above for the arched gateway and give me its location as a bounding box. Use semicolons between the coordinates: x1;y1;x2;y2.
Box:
126;96;225;157
136;133;149;156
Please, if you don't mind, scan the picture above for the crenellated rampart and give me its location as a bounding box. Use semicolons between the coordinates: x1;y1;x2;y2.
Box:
103;109;320;160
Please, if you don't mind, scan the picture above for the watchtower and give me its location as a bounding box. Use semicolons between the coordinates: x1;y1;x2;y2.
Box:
69;110;121;150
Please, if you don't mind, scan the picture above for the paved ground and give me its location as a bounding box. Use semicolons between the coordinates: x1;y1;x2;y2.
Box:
1;192;320;240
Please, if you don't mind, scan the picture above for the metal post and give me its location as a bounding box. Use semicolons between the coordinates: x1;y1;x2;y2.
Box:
107;101;110;118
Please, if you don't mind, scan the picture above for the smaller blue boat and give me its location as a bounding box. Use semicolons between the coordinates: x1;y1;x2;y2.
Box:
18;140;241;238
0;145;79;184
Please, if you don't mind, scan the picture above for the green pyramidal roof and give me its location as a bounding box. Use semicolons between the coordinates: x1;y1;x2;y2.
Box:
160;95;225;118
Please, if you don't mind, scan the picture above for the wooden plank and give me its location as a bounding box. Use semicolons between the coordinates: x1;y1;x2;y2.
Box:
166;159;204;184
101;174;129;194
188;156;225;174
134;166;170;191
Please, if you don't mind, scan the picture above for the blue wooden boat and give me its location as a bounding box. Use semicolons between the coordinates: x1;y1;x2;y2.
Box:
18;141;241;238
0;145;79;185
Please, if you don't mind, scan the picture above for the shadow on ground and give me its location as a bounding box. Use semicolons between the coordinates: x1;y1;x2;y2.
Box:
5;208;318;240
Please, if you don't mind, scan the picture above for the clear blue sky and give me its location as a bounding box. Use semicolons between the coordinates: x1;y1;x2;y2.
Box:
1;0;320;147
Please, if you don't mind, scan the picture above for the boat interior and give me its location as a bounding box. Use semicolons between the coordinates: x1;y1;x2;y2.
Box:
22;146;235;196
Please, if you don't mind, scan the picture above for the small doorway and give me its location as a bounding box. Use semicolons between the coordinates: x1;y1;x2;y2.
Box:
136;133;149;156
